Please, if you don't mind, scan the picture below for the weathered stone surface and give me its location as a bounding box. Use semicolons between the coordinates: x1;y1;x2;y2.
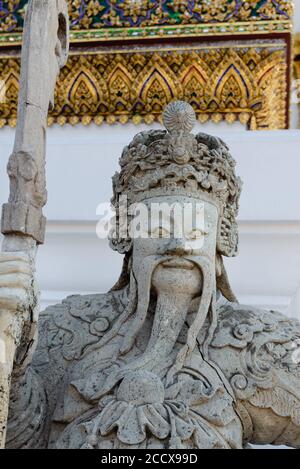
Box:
1;0;69;244
0;0;69;449
1;101;300;449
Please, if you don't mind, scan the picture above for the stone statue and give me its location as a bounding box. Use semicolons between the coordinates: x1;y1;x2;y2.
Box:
0;0;69;448
0;99;299;449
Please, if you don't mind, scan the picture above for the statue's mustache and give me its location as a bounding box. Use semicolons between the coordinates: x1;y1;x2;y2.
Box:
156;244;196;257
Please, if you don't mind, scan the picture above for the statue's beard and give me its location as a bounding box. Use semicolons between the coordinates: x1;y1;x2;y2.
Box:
97;253;217;397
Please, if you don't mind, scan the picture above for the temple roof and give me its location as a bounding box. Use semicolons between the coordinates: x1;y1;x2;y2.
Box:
0;1;294;129
0;1;293;45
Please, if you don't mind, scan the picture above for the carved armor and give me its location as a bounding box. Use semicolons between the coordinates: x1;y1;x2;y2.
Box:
6;290;300;449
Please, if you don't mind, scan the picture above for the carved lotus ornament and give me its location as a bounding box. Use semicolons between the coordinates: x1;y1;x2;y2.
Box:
162;101;196;135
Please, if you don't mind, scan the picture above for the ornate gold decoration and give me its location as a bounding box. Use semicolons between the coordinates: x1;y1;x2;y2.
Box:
0;1;293;129
0;1;293;45
0;43;288;130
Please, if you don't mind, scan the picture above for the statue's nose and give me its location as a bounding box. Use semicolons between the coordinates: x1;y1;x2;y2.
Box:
158;238;193;256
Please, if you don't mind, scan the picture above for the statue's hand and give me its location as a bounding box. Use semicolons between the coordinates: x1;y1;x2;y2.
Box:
0;251;36;310
0;251;38;369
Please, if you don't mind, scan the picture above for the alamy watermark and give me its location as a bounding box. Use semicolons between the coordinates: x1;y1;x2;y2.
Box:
96;197;207;249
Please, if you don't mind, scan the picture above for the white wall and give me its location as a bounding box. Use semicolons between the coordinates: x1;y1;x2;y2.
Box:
291;1;300;128
0;122;300;318
295;0;300;30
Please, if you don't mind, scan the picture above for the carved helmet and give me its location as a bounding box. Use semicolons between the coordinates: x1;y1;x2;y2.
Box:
110;101;242;260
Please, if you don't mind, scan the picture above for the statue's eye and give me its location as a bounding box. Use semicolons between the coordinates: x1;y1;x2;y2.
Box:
151;226;170;238
187;229;206;240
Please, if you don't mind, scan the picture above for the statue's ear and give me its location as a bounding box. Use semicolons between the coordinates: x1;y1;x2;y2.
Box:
217;216;239;257
216;253;238;303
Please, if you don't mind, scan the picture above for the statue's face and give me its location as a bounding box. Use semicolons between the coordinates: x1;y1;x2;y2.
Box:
108;196;219;383
131;195;219;296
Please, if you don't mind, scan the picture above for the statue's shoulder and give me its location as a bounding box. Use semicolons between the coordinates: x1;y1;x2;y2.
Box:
212;300;300;354
34;288;128;365
209;300;300;425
